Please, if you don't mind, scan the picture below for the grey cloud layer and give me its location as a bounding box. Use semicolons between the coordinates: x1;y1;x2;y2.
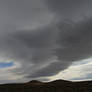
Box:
0;0;92;82
46;0;92;19
4;18;92;79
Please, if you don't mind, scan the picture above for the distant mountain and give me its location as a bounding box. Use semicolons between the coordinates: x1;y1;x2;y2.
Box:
0;79;92;92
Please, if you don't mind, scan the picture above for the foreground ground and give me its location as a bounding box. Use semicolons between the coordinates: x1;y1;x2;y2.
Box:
0;80;92;92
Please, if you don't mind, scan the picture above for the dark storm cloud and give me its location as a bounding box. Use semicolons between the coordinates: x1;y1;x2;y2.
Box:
7;17;92;78
28;62;71;78
0;0;92;83
56;18;92;61
46;0;92;19
23;18;92;78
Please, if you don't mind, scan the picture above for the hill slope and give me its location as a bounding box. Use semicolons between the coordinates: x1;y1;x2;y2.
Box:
0;80;92;92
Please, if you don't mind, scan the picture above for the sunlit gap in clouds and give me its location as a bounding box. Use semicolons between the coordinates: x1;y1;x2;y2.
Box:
49;58;92;82
0;59;28;84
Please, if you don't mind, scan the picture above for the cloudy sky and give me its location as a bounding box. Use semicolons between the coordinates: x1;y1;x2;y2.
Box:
0;0;92;84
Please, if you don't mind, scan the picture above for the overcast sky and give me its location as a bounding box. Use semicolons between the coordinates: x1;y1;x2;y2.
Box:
0;0;92;84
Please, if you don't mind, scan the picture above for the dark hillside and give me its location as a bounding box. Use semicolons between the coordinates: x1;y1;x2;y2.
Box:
0;80;92;92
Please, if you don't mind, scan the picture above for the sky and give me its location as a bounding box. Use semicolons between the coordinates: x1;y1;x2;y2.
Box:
0;0;92;84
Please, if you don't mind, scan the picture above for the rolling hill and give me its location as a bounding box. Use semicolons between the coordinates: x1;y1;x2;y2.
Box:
0;79;92;92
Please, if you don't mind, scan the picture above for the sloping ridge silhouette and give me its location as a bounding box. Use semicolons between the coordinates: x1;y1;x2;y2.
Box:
0;79;92;92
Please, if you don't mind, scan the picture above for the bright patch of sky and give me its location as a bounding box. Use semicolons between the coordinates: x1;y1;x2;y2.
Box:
49;58;92;81
0;59;29;84
0;61;13;68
